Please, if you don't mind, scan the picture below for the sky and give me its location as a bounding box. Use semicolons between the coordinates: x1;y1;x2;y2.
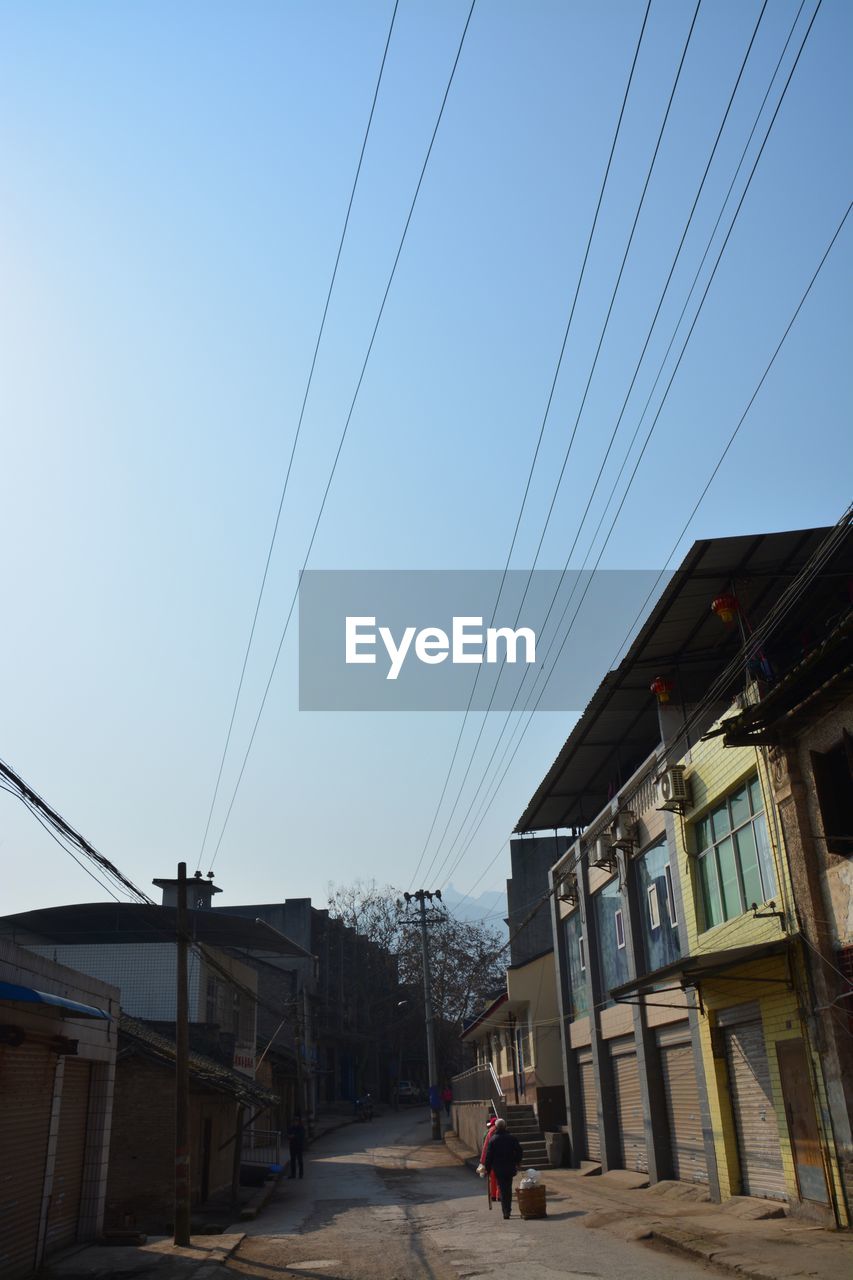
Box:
1;0;850;923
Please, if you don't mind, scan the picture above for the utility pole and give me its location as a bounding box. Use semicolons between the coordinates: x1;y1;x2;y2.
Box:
174;861;191;1246
403;889;443;1141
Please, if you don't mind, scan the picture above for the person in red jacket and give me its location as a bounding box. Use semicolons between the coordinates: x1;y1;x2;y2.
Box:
484;1118;523;1219
479;1114;499;1206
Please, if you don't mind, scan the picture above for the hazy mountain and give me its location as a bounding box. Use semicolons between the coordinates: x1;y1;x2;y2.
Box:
442;883;508;938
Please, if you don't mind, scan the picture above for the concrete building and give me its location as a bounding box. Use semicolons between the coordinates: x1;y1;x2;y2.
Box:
515;525;851;1225
0;939;118;1279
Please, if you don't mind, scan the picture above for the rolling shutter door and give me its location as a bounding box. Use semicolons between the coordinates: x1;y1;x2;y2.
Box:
577;1049;600;1161
0;1043;56;1279
45;1060;92;1254
610;1037;647;1173
657;1026;708;1184
724;1021;786;1200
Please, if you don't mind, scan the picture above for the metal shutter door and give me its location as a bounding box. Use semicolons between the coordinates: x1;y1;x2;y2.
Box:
0;1042;56;1279
577;1050;600;1161
658;1034;708;1184
45;1060;92;1254
611;1038;647;1173
724;1022;786;1200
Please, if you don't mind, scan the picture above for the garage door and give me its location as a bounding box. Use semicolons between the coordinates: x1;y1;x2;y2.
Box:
724;1021;786;1200
577;1049;600;1162
45;1060;92;1254
0;1042;56;1279
610;1037;647;1173
657;1026;708;1184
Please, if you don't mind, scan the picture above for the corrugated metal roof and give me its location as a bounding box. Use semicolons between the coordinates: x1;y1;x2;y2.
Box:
514;526;834;833
0;902;313;958
118;1013;278;1108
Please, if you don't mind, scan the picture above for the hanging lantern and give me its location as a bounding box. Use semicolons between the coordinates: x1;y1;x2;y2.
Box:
711;593;739;625
650;676;674;704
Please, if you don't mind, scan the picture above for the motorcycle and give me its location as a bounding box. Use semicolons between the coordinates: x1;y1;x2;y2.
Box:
355;1093;374;1121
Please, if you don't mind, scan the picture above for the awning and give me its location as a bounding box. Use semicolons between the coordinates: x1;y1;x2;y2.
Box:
610;938;791;1000
0;980;111;1020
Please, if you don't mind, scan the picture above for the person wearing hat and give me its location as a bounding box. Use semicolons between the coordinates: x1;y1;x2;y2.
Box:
483;1118;523;1219
478;1113;499;1206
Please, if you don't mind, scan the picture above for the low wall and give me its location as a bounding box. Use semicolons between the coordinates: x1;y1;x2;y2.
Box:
452;1100;491;1159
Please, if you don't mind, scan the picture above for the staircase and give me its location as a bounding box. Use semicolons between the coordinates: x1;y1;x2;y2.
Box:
504;1102;549;1170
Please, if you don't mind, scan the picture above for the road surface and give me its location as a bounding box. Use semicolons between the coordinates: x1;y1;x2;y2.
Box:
225;1109;713;1280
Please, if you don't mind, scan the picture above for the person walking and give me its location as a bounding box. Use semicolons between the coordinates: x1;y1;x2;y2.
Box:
478;1113;499;1207
483;1118;522;1219
287;1112;306;1179
441;1084;453;1117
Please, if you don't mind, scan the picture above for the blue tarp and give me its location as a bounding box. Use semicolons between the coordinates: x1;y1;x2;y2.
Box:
0;980;110;1019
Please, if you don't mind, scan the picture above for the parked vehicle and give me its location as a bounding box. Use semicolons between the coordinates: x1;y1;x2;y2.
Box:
396;1080;423;1104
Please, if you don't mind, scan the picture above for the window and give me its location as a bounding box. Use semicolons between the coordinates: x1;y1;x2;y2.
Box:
564;911;588;1018
594;878;629;1005
694;774;776;930
812;735;853;856
664;863;678;928
615;908;626;949
635;836;680;970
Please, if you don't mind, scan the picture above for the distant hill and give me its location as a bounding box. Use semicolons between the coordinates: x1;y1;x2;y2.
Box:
442;883;508;939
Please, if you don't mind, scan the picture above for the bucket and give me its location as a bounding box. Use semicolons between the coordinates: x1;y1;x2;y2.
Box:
516;1182;546;1219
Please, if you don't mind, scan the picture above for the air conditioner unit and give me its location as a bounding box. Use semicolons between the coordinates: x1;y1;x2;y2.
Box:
611;809;637;848
593;834;617;872
657;765;691;810
557;873;578;905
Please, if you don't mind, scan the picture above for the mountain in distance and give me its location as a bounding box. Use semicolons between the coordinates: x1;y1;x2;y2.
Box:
442;883;507;939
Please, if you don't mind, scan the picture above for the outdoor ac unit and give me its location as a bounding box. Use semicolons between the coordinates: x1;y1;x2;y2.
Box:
557;873;578;905
658;765;691;810
593;834;617;872
611;809;637;848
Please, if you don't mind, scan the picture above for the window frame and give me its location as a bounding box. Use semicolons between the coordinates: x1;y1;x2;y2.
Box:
664;863;678;929
647;883;660;931
694;773;774;930
615;908;626;950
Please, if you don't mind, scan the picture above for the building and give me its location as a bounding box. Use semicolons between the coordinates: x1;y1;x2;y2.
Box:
515;524;851;1224
0;939;118;1279
106;1014;277;1232
218;898;404;1107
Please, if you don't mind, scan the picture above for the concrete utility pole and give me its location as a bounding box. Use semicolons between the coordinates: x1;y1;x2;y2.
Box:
174;862;191;1246
405;889;443;1141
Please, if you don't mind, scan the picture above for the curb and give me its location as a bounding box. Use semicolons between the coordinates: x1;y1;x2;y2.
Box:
649;1227;781;1280
190;1233;246;1279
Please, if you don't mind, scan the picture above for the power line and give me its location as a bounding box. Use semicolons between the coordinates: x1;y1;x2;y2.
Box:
206;0;479;868
448;190;847;910
408;0;655;889
0;754;152;904
200;0;401;870
434;0;826;898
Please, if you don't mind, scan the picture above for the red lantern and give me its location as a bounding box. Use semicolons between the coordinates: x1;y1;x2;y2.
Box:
650;676;673;704
711;593;739;625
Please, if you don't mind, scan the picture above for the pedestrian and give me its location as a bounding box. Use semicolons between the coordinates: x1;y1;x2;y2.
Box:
441;1084;453;1117
478;1113;499;1207
483;1118;523;1220
287;1112;306;1179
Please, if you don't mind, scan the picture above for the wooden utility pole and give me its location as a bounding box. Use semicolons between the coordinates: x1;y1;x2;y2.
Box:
174;861;191;1246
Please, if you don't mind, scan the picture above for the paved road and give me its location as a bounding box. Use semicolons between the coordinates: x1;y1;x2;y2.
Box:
225;1110;714;1280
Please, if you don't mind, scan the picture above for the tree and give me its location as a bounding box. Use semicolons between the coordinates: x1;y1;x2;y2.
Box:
327;879;506;1078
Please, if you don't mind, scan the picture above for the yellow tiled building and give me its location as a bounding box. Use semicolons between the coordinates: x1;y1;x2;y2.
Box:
673;724;847;1223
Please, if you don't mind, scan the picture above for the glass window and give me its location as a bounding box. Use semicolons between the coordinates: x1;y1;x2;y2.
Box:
594;878;629;1004
564;911;588;1019
615;909;626;949
635;836;681;969
692;772;776;929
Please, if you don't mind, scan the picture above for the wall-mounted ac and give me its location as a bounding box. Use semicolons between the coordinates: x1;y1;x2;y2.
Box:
657;765;691;811
593;834;617;873
557;872;578;905
611;809;637;849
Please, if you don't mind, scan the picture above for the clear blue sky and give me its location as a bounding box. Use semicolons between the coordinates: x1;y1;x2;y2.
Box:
1;0;850;919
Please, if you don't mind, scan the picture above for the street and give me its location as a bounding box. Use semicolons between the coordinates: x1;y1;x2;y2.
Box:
225;1111;713;1280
